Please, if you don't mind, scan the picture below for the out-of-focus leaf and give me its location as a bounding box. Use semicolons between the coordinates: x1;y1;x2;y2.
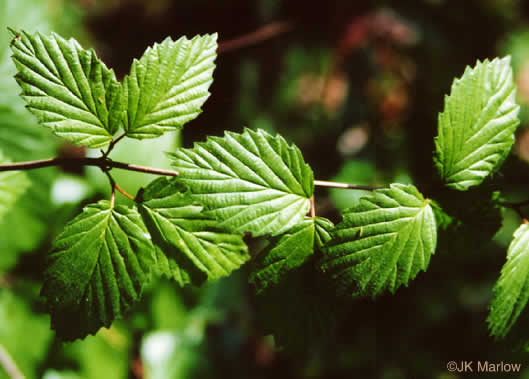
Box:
0;289;53;379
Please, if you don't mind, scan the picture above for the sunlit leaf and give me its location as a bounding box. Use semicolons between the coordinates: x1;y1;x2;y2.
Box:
321;184;437;297
169;128;314;236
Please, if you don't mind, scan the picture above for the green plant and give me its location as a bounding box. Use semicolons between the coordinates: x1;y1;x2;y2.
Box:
1;28;527;349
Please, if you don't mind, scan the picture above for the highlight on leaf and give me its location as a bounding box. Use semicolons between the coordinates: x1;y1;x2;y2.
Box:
169;128;314;237
488;224;529;338
434;57;520;191
8;29;123;148
40;201;155;341
123;34;217;139
137;177;250;286
320;183;437;297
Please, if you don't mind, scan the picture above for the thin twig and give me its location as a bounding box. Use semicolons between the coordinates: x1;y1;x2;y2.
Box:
115;183;135;201
0;157;179;177
314;180;381;190
104;133;127;157
0;344;23;379
310;196;316;218
218;21;294;54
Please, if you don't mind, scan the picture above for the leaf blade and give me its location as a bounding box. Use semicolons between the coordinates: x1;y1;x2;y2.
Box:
41;201;155;341
123;34;217;139
488;224;529;338
320;184;437;297
138;177;249;285
435;57;520;190
169;128;314;236
9;30;123;148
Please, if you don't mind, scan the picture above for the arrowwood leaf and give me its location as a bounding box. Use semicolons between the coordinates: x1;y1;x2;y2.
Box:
9;29;123;148
41;201;155;341
169;128;314;237
137;177;249;286
435;57;520;190
123;34;217;139
321;184;437;297
488;224;529;338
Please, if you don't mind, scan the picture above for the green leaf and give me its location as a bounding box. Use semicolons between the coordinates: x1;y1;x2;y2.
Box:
169;128;314;237
40;201;155;341
321;184;437;297
0;106;60;272
0;150;29;221
9;29;123;148
123;34;217;139
0;288;54;379
250;219;314;294
250;217;334;294
435;57;520;190
488;223;529;338
137;177;249;286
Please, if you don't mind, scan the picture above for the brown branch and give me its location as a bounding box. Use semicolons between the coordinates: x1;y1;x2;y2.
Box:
218;21;294;54
314;180;381;191
0;157;179;177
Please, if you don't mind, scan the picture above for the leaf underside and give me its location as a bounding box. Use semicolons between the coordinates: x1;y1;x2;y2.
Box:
123;34;217;139
41;201;155;341
321;184;437;297
138;177;249;286
9;29;123;148
435;57;520;191
169;128;314;237
488;224;529;338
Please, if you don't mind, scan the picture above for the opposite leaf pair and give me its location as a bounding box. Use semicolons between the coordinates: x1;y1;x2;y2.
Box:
9;28;217;147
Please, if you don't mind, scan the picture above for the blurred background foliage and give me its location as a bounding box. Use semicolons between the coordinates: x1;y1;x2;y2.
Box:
3;0;529;378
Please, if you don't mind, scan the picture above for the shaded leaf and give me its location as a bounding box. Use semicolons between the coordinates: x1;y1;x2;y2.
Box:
41;201;155;340
137;177;249;286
